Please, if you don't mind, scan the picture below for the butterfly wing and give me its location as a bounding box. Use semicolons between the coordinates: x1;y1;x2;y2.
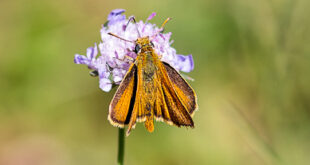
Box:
163;62;197;115
108;64;137;128
154;62;195;127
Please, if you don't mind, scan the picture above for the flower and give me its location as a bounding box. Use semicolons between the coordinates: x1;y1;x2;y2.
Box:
74;9;194;92
74;43;98;70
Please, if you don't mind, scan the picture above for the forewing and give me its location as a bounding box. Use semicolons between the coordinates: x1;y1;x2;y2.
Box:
155;62;194;127
108;64;137;127
126;61;146;136
163;62;197;115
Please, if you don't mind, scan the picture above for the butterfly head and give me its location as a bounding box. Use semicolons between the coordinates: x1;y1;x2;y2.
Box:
134;36;155;54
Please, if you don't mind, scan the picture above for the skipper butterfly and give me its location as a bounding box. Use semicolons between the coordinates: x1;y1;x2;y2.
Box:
107;17;197;136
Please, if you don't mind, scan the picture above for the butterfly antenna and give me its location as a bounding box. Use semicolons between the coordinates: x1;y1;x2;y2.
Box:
125;16;141;38
151;17;171;40
107;32;134;43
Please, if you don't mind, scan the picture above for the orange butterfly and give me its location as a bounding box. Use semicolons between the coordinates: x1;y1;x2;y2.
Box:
107;18;197;136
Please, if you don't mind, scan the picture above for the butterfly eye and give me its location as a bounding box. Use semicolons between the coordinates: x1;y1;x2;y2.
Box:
150;41;155;47
134;44;141;53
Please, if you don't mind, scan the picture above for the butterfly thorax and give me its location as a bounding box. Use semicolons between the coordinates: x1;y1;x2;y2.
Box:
135;36;159;84
137;48;158;108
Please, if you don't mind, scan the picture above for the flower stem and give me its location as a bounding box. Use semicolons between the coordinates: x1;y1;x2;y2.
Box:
117;128;125;165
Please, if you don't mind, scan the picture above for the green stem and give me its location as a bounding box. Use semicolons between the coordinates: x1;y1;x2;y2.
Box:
117;128;125;165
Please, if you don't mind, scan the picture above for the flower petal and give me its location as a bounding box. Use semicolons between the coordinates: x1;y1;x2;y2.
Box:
99;78;112;92
86;43;98;59
74;54;90;65
176;54;194;72
147;12;156;21
108;9;126;26
112;68;126;83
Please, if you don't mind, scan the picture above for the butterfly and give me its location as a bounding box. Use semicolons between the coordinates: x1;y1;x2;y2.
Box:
107;17;197;136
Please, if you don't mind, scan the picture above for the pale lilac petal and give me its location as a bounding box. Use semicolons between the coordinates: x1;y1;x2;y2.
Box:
74;54;89;65
98;59;113;92
99;78;112;92
108;9;126;26
99;70;110;80
86;43;98;59
86;47;93;59
112;68;126;83
97;60;110;79
74;43;100;70
108;9;125;17
176;54;194;72
142;12;156;32
113;76;123;83
147;12;156;21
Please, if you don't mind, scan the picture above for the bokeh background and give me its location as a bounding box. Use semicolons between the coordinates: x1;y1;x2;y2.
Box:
1;0;310;165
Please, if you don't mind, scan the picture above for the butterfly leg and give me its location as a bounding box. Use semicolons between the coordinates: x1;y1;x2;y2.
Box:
124;55;135;62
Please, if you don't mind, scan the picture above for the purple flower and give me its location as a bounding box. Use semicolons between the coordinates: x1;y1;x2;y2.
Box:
74;43;98;70
74;9;195;92
175;54;194;72
74;43;112;92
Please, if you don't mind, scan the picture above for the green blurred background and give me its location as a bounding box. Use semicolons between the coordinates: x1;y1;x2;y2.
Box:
1;0;310;164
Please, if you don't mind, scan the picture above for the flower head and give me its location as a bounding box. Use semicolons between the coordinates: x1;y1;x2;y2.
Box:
74;9;194;92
